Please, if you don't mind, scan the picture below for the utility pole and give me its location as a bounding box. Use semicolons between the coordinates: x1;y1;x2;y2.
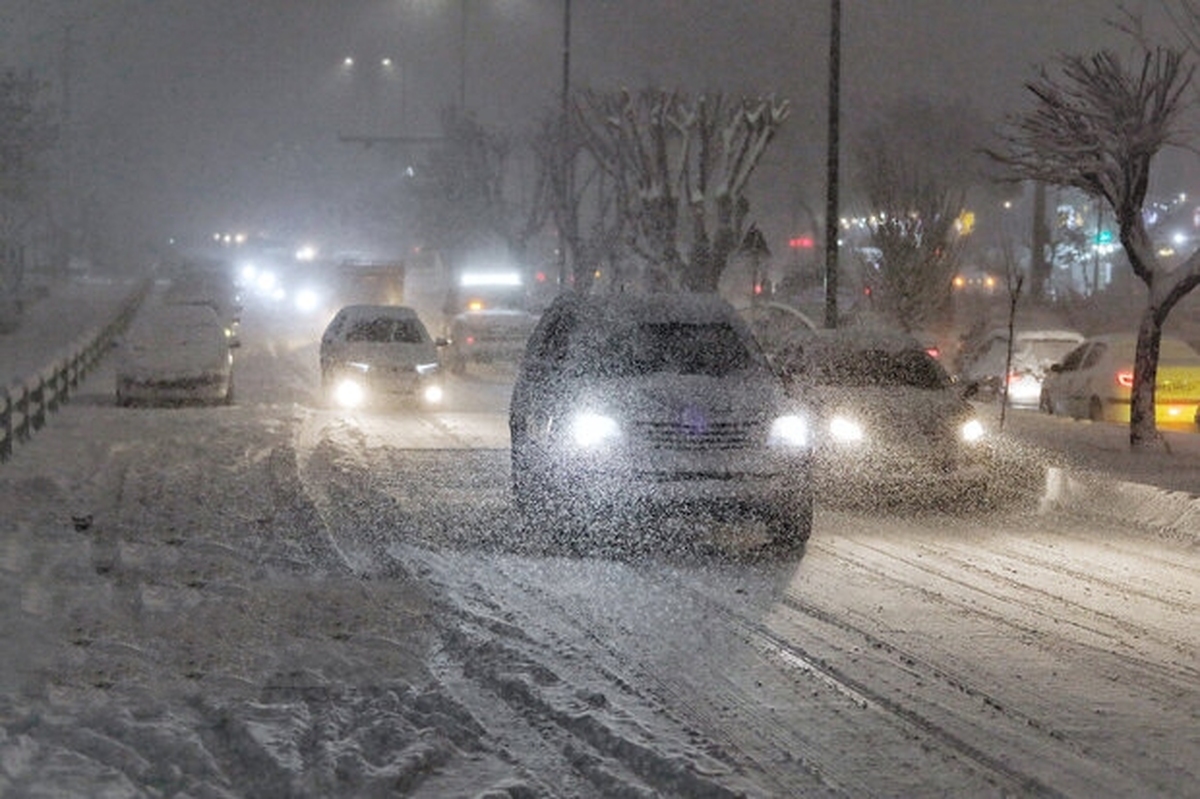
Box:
557;0;572;288
823;0;841;329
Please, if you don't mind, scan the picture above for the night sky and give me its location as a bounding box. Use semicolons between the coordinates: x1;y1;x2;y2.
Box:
1;0;1182;262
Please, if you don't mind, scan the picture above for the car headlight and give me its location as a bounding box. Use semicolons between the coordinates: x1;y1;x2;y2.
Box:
416;361;440;376
333;378;366;409
347;361;371;373
570;411;621;448
829;415;865;443
960;418;985;443
423;383;444;404
768;414;810;447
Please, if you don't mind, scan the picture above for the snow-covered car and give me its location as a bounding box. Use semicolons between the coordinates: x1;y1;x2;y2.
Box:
777;328;990;503
115;303;234;406
1039;333;1200;425
319;304;444;409
958;327;1085;406
163;270;243;347
509;291;815;548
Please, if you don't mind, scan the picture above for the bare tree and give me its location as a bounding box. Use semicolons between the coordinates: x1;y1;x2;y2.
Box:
573;88;788;292
410;107;548;274
0;69;56;314
851;98;989;332
992;46;1197;449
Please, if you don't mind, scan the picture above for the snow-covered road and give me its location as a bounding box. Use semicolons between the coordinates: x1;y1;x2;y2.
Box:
1;296;1197;797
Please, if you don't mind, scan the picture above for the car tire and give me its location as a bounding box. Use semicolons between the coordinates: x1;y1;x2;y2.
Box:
1088;395;1104;422
764;496;813;550
1039;389;1053;414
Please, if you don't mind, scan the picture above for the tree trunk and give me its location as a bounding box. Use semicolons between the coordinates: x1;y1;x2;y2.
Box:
1130;308;1163;448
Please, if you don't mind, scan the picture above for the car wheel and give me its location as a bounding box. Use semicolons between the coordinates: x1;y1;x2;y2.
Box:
1039;389;1053;414
764;495;813;550
1088;395;1104;422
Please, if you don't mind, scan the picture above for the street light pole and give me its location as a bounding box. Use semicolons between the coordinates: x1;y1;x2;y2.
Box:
823;0;841;329
558;0;571;288
458;0;468;109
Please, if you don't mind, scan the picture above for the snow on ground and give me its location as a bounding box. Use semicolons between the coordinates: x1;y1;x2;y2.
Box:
1;278;1197;796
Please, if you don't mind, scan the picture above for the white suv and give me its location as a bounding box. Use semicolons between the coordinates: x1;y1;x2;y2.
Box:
509;291;814;549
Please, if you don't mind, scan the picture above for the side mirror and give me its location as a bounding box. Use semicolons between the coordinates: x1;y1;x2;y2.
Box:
1049;363;1062;374
435;337;451;347
961;380;980;400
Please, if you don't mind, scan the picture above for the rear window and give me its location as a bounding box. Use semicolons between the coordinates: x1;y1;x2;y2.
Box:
797;347;951;390
581;321;754;377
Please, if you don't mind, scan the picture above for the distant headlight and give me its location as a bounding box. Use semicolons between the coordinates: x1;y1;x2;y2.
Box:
769;414;810;447
829;415;865;443
960;418;985;443
423;383;444;404
570;411;621;448
333;378;366;409
416;361;440;376
294;288;321;313
347;361;371;373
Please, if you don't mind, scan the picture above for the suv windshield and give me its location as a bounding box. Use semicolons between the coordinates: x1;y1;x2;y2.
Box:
581;322;754;378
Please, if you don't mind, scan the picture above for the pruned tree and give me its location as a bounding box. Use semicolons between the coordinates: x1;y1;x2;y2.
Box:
573;88;788;292
992;46;1197;449
410;107;548;273
530;106;626;294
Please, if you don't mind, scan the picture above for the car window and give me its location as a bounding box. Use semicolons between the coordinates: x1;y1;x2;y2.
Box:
1057;344;1089;372
344;318;424;343
1080;343;1106;370
581;321;754;378
796;347;951;389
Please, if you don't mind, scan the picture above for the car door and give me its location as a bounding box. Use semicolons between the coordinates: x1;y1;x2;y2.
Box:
1046;342;1089;416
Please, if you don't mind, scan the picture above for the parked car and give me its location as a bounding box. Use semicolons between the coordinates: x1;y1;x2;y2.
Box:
319;304;444;410
1039;333;1200;425
163;270;243;347
958;327;1085;407
116;303;234;406
776;328;990;504
509;291;815;549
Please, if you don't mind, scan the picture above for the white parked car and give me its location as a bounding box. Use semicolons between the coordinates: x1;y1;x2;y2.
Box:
319;305;444;410
116;304;234;406
777;328;990;504
958;327;1085;407
1040;333;1200;425
509;291;815;549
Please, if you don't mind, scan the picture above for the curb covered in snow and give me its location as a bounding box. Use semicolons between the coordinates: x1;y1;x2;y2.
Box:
1038;466;1200;542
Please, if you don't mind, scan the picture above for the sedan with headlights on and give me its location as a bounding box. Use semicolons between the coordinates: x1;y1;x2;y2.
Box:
509;291;814;549
319;305;445;410
777;328;990;506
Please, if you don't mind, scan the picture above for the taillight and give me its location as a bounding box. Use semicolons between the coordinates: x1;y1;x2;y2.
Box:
465;335;476;345
1116;370;1134;388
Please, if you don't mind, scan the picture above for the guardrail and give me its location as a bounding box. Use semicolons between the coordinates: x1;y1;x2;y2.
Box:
0;280;150;461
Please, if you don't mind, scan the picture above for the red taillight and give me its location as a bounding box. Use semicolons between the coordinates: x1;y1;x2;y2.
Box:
1116;370;1134;388
465;335;476;346
925;347;940;359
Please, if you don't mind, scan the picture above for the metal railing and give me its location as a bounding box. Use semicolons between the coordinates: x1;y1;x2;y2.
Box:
0;280;150;461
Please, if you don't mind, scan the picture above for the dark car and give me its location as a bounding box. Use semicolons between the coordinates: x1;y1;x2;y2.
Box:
509;291;815;550
777;328;990;505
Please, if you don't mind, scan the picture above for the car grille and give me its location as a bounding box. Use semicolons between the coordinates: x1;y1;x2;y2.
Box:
630;419;763;451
